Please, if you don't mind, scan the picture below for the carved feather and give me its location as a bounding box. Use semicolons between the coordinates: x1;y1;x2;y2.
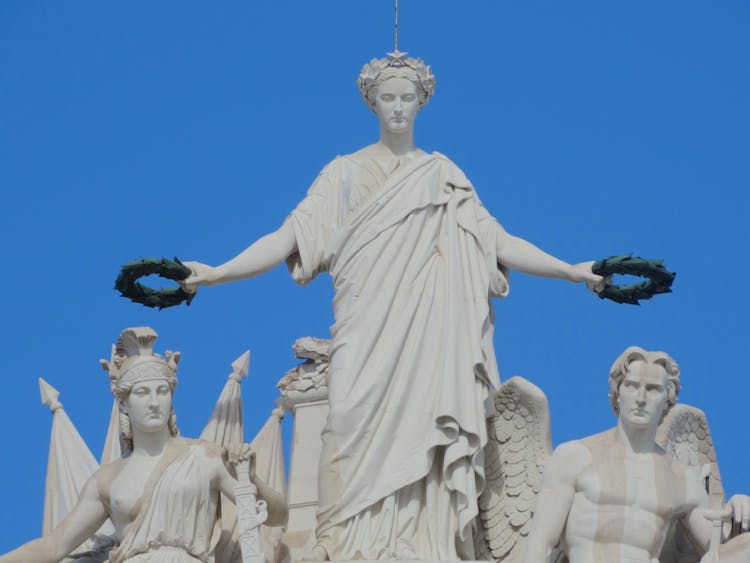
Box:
656;404;724;563
115;326;158;359
478;376;553;562
657;404;724;499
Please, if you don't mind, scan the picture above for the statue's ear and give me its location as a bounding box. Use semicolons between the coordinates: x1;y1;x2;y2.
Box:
118;399;128;415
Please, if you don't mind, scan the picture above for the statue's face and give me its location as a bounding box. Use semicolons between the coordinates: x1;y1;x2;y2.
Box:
122;378;172;434
374;77;419;134
618;361;669;429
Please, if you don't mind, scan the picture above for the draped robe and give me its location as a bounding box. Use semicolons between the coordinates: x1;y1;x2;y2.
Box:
107;439;220;563
286;151;509;559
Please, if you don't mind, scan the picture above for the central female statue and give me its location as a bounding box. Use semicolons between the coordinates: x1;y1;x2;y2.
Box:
182;52;602;560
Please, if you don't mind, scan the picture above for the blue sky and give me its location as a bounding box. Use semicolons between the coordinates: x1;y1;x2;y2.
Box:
1;0;748;548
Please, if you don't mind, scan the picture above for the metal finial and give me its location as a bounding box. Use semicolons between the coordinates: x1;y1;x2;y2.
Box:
394;0;399;53
387;0;407;62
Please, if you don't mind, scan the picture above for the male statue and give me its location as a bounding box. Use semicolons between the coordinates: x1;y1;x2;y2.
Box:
523;346;750;563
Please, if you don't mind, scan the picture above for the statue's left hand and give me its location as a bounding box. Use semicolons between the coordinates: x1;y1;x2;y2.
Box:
570;261;607;291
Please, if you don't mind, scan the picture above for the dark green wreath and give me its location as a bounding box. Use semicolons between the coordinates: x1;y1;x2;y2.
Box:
115;257;195;310
592;254;676;306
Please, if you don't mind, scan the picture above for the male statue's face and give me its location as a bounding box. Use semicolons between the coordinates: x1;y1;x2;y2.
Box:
618;360;669;429
122;378;172;434
374;77;419;134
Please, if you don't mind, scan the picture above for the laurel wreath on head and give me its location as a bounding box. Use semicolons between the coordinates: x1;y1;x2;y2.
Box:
115;257;195;310
592;254;676;305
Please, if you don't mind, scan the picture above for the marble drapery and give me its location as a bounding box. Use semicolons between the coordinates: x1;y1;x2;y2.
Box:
286;151;508;559
108;439;220;563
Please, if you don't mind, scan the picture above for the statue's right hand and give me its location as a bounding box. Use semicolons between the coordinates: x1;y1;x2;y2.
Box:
180;261;219;293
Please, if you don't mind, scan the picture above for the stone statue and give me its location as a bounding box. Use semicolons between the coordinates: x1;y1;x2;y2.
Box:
0;327;287;563
517;347;750;563
179;51;603;561
475;376;555;563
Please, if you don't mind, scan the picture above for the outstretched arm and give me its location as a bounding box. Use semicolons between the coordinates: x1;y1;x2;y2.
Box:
181;220;298;291
524;442;589;563
0;475;108;563
496;225;602;285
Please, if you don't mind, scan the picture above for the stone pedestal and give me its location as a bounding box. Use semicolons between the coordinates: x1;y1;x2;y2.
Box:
304;560;484;563
280;388;329;562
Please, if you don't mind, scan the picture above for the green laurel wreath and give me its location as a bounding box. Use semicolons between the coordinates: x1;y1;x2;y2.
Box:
115;257;195;310
592;254;676;306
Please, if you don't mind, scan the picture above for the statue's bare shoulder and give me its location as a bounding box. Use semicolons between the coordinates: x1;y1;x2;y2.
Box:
578;428;616;449
545;436;596;484
96;456;128;482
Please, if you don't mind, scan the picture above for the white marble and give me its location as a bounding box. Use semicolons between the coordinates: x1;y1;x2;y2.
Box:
278;338;332;562
180;50;601;561
0;328;287;563
521;347;750;563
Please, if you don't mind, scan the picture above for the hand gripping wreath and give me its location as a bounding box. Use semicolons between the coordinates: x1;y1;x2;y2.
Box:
592;254;676;305
115;257;195;310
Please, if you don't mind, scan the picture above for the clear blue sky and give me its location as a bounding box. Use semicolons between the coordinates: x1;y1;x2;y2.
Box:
1;0;748;548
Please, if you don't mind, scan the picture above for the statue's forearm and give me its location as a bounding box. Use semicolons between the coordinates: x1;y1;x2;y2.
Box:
213;221;297;284
0;536;57;563
255;476;288;527
497;233;573;281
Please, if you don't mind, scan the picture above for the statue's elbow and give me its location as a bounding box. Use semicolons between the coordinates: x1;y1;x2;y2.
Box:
266;508;288;528
265;494;289;528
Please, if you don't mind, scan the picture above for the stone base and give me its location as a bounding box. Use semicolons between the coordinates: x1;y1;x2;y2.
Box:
301;560;485;563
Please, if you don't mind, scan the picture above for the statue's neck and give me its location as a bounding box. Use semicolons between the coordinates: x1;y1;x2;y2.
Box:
378;127;416;157
615;420;658;455
131;426;171;457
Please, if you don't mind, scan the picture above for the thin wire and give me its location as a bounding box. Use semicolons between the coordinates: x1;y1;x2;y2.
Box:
394;0;399;52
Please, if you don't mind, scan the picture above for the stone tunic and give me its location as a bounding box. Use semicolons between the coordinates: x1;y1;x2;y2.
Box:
286;151;508;559
106;439;220;563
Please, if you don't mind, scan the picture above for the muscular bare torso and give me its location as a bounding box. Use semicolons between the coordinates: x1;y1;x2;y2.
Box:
563;430;704;563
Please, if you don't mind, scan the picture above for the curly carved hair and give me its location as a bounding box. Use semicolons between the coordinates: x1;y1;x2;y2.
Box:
608;346;680;418
358;56;435;113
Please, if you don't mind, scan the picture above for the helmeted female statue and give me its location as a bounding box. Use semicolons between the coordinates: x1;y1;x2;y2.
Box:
0;327;287;563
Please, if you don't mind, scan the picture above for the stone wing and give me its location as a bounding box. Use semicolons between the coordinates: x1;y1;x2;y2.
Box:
477;376;553;562
657;403;725;563
657;403;724;499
